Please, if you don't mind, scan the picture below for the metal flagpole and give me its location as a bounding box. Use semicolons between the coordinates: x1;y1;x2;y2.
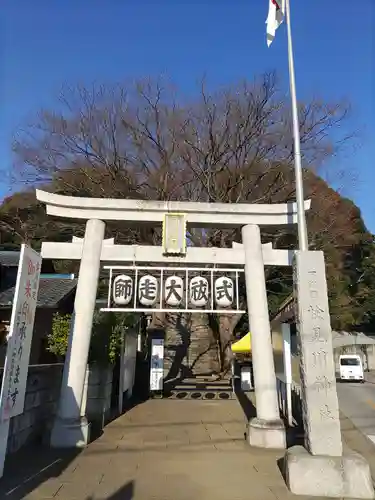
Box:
285;0;308;251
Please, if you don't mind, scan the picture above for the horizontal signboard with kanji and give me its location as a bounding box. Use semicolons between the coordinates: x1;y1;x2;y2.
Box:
102;266;246;314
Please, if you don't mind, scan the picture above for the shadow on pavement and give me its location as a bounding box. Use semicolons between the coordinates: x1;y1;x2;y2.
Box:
0;344;152;499
234;387;256;421
86;480;135;500
0;445;81;500
0;386;84;500
284;421;304;449
235;385;305;449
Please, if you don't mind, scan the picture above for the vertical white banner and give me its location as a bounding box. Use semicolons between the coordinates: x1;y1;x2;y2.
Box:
150;338;164;391
0;245;41;421
0;245;41;477
282;322;293;427
122;330;137;396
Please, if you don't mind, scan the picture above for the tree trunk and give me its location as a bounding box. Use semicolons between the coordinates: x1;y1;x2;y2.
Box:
216;313;244;375
149;311;165;330
163;313;190;382
163;313;220;381
188;313;220;376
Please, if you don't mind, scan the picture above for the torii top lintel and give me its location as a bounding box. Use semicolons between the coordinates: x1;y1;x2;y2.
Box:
35;190;311;228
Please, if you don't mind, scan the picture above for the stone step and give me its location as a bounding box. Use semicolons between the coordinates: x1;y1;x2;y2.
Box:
168;376;233;394
173;385;232;392
176;377;230;385
164;390;235;400
174;381;231;390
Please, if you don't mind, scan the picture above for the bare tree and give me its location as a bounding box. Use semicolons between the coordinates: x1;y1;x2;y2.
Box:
10;73;355;374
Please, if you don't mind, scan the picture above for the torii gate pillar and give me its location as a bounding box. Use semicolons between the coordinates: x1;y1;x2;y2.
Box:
50;219;105;448
243;224;286;449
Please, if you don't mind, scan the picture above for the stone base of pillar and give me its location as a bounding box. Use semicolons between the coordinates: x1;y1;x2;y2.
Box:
284;445;374;499
247;417;286;449
50;416;91;448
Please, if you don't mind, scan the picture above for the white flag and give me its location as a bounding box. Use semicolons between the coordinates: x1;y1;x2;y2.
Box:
266;0;285;46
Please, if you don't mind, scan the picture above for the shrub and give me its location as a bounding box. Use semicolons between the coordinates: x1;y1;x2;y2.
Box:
47;311;137;366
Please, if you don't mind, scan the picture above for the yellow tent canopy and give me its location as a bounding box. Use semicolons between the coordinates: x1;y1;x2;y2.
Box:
231;332;251;354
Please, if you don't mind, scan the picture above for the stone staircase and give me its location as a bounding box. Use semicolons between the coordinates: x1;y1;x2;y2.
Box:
163;375;235;400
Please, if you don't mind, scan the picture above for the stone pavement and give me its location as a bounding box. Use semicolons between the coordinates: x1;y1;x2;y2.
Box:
0;396;365;500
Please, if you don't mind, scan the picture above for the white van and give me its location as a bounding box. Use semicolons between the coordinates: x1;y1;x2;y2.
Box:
339;354;364;382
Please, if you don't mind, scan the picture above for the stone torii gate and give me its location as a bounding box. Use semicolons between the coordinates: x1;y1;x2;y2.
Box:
36;190;374;499
37;189;309;449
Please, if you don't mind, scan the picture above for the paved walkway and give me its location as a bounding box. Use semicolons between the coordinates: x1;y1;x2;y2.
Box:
1;395;371;500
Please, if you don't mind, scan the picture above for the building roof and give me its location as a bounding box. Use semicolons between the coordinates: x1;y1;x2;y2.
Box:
271;294;294;324
0;278;77;309
332;330;375;348
0;251;21;268
0;250;55;273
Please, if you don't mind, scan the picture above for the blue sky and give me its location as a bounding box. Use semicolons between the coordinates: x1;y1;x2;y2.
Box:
2;0;374;232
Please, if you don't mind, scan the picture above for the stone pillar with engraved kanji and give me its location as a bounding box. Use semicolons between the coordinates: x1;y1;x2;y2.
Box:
294;250;342;456
284;250;374;499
